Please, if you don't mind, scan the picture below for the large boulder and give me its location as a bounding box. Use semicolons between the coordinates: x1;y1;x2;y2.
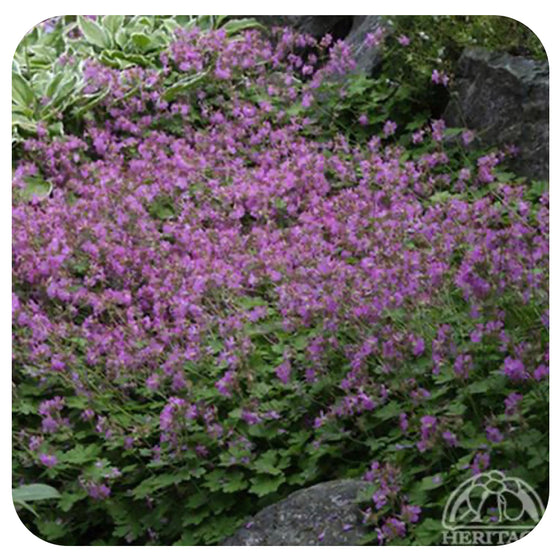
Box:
223;479;371;546
444;47;549;180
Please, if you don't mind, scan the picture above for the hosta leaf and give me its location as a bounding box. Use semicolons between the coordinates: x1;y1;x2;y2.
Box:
162;19;180;34
28;45;58;65
130;33;152;51
12;113;37;133
45;72;65;99
12;73;35;107
102;15;125;36
115;27;129;49
162;72;208;102
222;18;265;36
78;16;112;49
100;50;152;68
20;176;53;201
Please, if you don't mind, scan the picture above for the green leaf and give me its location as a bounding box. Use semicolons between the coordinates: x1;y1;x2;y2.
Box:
13;483;60;503
130;33;152;51
249;474;285;497
19;176;53;201
36;519;67;541
429;191;453;204
45;72;64;99
115;27;129;49
78;16;112;49
148;196;175;220
162;19;180;34
221;471;249;493
59;489;87;512
59;444;101;465
12;113;37;133
102;15;125;36
131;471;193;498
12;73;35;107
162;72;208;102
182;508;211;527
222;18;265;36
99;50;153;68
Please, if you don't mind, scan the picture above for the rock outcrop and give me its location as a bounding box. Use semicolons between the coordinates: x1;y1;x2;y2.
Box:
444;47;549;180
223;479;371;546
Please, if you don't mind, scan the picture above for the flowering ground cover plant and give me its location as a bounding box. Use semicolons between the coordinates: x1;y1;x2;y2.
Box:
12;16;548;545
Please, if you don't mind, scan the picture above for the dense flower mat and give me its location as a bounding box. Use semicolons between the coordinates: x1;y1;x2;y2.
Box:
13;23;548;545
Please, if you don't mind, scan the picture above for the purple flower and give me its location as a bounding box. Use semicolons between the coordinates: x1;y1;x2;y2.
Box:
383;120;397;136
412;336;425;356
453;354;473;379
365;28;384;47
401;504;421;523
380;517;406;540
442;430;458;447
504;393;523;415
534;364;548;381
462;130;475;146
399;412;409;432
431;119;446;142
146;374;160;391
397;35;411;46
420;415;437;438
486;426;504;443
275;360;291;384
29;436;43;451
471;451;490;474
503;357;528;381
241;410;261;425
86;482;111;500
39;453;57;468
373;489;388;510
412;130;425;144
431;69;449;86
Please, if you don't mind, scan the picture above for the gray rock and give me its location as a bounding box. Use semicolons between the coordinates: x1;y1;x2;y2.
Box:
344;16;388;75
223;479;371;546
444;47;549;180
252;16;353;40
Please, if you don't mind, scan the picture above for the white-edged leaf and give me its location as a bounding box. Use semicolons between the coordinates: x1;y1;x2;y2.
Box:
12;73;35;107
222;18;265;35
78;16;112;49
102;15;125;36
130;32;151;51
162;72;207;102
20;176;53;201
